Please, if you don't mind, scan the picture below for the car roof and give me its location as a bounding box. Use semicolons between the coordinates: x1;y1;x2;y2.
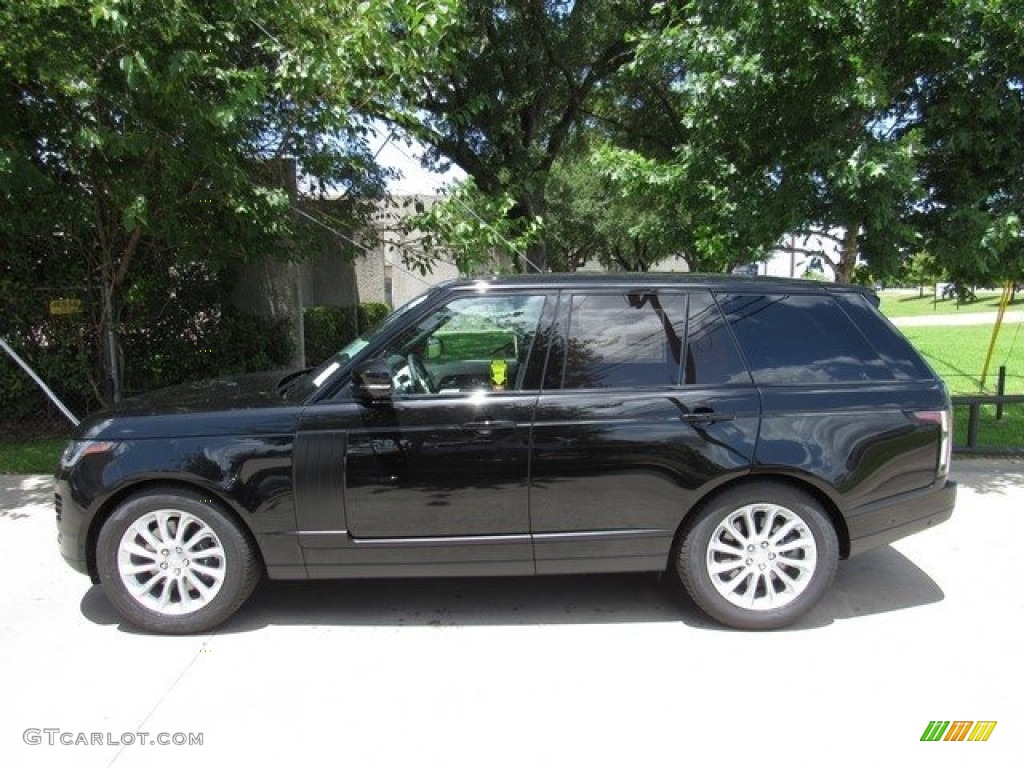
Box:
437;272;876;296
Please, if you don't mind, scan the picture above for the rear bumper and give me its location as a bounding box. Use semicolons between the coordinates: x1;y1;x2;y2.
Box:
846;479;956;557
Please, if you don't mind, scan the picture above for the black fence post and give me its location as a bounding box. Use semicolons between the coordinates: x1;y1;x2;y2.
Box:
997;365;1007;420
952;393;1024;454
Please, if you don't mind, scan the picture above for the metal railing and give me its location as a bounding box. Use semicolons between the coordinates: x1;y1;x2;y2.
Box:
952;392;1024;455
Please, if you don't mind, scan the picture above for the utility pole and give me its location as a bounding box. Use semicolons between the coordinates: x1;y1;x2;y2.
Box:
101;280;121;403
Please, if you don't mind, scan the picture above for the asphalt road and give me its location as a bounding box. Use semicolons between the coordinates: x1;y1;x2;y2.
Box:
1;461;1022;768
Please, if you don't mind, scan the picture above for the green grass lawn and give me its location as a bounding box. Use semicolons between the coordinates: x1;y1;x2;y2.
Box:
898;323;1024;395
0;436;66;475
952;404;1024;452
879;289;1023;318
897;323;1024;450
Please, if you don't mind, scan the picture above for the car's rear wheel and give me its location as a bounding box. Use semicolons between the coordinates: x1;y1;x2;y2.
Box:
674;482;839;630
96;489;260;634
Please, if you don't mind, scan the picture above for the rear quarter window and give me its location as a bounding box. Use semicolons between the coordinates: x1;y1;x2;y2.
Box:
832;292;935;381
716;293;893;385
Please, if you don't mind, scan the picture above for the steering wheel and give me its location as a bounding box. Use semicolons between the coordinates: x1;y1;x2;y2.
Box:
406;353;436;394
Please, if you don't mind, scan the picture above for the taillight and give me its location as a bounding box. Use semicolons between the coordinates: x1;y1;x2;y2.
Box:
913;409;951;478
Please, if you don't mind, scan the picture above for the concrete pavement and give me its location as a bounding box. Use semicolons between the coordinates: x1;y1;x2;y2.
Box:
1;463;1022;768
891;310;1024;327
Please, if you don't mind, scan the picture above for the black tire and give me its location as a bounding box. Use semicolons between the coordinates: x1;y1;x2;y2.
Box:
96;489;260;634
673;482;839;630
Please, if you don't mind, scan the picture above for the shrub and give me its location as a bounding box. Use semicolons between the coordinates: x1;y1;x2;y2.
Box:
303;302;390;366
1;262;295;421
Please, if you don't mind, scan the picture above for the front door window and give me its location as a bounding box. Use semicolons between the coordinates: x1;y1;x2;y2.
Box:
382;293;548;395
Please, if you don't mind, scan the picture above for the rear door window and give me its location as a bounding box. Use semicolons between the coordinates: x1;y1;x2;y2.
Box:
547;291;750;389
561;293;687;389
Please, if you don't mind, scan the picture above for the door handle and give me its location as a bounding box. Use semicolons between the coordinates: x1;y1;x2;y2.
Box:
461;420;517;436
680;408;734;425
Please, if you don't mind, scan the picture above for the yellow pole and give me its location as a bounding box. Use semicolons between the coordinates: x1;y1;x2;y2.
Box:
979;280;1014;390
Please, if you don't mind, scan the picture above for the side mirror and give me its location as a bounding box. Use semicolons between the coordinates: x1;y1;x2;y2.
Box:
352;359;394;402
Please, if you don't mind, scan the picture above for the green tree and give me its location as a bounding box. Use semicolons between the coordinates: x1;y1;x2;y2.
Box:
399;149;692;274
545;147;699;272
386;0;660;272
610;0;1022;283
904;252;946;296
608;0;934;280
396;178;543;275
0;0;455;403
915;0;1024;286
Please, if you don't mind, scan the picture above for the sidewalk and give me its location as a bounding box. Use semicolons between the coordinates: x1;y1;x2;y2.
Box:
890;310;1024;327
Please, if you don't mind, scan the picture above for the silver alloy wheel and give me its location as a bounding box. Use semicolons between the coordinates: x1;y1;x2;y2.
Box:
116;509;227;615
706;502;818;611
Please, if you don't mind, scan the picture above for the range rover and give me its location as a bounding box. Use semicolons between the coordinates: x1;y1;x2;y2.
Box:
56;274;956;632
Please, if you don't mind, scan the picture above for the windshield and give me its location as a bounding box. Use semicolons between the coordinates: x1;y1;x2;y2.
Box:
282;288;438;401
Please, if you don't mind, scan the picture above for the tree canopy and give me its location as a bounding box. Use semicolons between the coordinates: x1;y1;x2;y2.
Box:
385;0;661;271
395;0;1022;284
3;0;1023;420
915;0;1024;285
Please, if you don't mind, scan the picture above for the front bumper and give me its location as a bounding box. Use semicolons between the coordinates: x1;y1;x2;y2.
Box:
846;479;957;557
55;478;91;576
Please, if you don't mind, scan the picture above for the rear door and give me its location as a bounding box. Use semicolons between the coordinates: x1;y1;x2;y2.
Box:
528;289;761;574
717;290;949;510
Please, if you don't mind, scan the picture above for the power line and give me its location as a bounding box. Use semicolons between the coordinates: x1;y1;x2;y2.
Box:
294;202;438;290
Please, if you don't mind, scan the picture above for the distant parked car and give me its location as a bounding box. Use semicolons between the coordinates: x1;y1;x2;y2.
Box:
56;274;955;633
941;282;976;301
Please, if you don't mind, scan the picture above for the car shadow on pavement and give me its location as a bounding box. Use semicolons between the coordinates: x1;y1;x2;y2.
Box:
79;544;944;634
804;545;945;626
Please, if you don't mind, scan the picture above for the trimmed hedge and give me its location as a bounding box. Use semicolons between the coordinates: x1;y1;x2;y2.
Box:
2;297;392;423
1;307;294;422
304;302;390;366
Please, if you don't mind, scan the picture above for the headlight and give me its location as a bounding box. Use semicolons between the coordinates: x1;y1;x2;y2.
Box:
60;440;119;468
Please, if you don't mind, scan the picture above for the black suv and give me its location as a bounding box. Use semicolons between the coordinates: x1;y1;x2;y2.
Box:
56;274;956;633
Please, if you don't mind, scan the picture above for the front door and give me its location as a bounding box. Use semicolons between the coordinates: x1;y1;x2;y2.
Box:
294;290;552;577
343;393;537;539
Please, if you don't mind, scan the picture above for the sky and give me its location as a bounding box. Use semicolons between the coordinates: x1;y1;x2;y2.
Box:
370;127;465;196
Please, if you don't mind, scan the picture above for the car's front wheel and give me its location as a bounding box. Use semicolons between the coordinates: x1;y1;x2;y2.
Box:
673;483;839;630
96;489;260;634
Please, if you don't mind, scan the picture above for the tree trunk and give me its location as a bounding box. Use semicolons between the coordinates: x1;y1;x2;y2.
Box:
230;257;305;369
836;224;860;283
